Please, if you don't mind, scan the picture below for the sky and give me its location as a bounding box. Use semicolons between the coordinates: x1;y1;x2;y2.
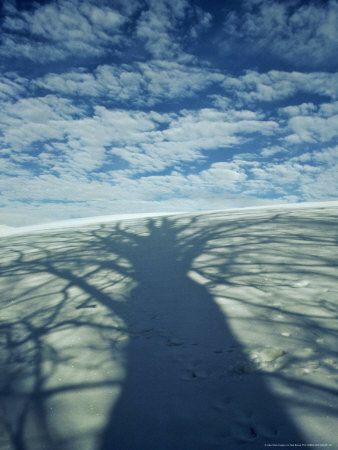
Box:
0;0;338;226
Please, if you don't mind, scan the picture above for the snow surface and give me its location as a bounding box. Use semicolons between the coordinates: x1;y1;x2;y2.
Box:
0;203;337;449
0;211;180;237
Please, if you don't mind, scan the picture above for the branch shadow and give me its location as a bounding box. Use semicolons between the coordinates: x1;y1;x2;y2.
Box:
0;207;337;449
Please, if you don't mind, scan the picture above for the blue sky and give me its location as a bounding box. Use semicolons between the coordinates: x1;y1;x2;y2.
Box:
0;0;337;226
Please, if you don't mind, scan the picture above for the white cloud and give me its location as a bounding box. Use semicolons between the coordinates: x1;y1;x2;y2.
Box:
280;101;338;119
276;99;338;144
0;159;246;209
80;3;125;30
243;144;338;201
261;145;288;158
222;71;338;104
2;141;338;226
3;143;337;227
52;108;160;173
0;99;282;215
0;95;84;150
318;101;338;118
311;145;338;165
35;61;226;106
0;73;29;101
250;161;318;189
279;103;317;118
0;35;69;61
104;108;277;176
136;61;225;103
189;6;212;39
209;95;232;110
67;107;278;175
136;3;180;59
294;146;338;200
1;0;337;227
35;69;103;97
1;0;129;62
188;162;247;192
285;115;338;144
161;109;278;147
222;0;338;67
3;95;81;122
1;0;213;63
135;0;210;60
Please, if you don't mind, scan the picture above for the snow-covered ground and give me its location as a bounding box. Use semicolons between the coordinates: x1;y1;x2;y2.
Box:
0;203;337;450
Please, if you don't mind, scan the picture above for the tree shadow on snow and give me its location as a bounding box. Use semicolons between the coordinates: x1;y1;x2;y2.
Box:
0;209;337;449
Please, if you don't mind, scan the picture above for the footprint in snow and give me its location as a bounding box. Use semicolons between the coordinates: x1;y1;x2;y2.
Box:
232;414;279;443
166;338;184;346
180;369;208;381
232;424;258;442
213;398;232;411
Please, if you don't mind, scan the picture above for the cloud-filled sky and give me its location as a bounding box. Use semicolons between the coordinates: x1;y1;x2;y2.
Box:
1;0;338;226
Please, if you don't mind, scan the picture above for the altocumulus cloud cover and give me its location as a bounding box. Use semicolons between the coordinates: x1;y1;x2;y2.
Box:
0;0;338;226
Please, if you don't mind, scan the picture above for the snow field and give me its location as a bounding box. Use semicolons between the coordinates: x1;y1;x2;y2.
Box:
0;203;337;449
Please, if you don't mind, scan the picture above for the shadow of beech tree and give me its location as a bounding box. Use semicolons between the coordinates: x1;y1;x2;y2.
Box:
0;207;337;450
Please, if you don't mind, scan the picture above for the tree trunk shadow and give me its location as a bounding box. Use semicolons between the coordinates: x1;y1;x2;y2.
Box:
98;216;304;449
